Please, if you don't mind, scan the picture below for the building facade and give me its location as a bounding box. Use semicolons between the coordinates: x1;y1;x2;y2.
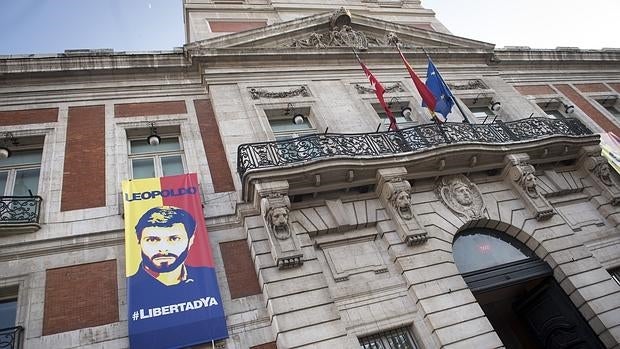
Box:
1;1;620;348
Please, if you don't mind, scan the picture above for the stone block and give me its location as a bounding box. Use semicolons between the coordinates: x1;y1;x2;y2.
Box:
426;303;485;330
418;289;476;315
264;273;327;299
276;320;347;348
435;317;495;346
410;275;468;301
442;331;503;349
272;303;340;333
267;287;333;315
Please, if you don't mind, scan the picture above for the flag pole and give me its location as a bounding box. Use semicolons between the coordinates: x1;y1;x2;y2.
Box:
421;47;471;124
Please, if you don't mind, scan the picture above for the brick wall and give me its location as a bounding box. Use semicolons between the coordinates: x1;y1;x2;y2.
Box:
554;84;620;135
43;260;119;335
114;101;187;117
194;99;235;192
61;105;106;211
208;20;267;33
574;83;610;93
0;108;58;126
250;342;277;349
610;83;620;93
219;240;261;299
514;85;555;96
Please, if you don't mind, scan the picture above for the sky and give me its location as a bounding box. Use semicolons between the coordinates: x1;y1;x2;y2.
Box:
0;0;618;55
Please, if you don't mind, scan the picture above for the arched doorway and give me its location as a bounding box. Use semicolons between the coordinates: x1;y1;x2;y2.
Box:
454;228;604;349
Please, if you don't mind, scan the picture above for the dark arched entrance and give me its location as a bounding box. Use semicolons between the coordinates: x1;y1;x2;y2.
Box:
454;228;604;349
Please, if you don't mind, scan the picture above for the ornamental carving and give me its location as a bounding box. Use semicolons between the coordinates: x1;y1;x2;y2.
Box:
290;25;369;50
447;80;488;91
388;179;413;220
583;154;620;205
436;174;485;220
249;86;310;100
263;194;291;240
355;82;404;94
506;154;554;220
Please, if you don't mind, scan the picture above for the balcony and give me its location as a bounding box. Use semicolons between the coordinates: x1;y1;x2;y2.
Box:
237;117;596;199
0;196;43;235
0;326;23;349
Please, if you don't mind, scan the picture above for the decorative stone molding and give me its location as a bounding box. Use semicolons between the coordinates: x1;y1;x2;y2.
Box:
377;168;428;246
580;147;620;205
447;80;488;91
436;174;485;221
329;7;352;29
256;181;304;269
354;82;404;95
248;86;310;100
505;154;554;220
290;25;370;50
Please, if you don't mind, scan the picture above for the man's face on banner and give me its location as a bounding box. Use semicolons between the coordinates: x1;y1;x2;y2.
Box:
139;223;192;273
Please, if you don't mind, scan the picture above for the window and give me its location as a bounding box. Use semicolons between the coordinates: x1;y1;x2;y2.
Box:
129;136;185;179
537;99;570;119
359;326;418;349
0;149;41;197
453;230;532;274
0;286;18;330
266;106;315;141
610;267;620;285
373;102;415;129
469;106;495;124
596;97;620;119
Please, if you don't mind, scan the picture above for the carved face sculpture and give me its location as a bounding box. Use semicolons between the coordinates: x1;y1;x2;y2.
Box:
394;190;413;220
453;183;473;206
269;207;291;240
523;172;537;189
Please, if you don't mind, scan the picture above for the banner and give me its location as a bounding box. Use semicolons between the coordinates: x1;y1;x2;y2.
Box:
122;173;228;349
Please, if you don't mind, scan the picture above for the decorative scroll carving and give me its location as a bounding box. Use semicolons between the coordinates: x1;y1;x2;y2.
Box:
354;82;405;95
582;152;620;205
249;86;310;100
290;25;369;50
505;154;554;220
257;182;303;269
436;174;485;221
377;168;428;246
330;7;352;29
447;80;488;90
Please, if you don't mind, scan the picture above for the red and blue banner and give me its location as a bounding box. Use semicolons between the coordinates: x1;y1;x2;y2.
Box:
122;173;228;349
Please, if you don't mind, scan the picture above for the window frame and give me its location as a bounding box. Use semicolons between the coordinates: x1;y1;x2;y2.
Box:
371;101;417;129
264;105;317;141
0;148;43;197
358;326;419;349
127;134;187;179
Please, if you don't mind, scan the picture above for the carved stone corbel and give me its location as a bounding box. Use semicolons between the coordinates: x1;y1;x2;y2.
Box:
505;154;554;220
377;168;428;245
580;147;620;205
255;181;303;269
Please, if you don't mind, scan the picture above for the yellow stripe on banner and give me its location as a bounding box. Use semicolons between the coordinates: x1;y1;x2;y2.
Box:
122;178;164;277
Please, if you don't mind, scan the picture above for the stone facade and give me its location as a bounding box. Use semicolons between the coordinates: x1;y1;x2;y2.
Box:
1;1;620;348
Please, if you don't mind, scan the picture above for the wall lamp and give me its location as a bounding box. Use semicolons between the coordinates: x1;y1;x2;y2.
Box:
286;103;306;125
489;101;502;112
146;122;161;146
544;98;575;114
388;97;412;119
0;132;18;160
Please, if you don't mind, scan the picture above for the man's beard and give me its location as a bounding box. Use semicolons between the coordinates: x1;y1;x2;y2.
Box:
142;249;189;273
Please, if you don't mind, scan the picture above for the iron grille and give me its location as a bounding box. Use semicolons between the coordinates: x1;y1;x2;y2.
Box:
359;326;418;349
0;326;23;349
0;196;43;225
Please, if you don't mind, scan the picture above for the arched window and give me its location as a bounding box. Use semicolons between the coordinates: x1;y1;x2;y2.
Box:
453;229;532;274
453;228;550;293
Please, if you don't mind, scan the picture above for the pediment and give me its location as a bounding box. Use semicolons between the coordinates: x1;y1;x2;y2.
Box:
185;8;494;54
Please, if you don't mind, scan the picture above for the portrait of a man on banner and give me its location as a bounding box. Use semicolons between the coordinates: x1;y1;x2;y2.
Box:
122;173;228;349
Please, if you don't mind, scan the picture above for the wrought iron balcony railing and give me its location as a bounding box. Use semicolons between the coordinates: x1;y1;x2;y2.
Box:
237;117;593;177
0;196;43;225
0;326;23;349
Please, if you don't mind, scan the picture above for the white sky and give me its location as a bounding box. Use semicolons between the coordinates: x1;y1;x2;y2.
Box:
423;0;620;50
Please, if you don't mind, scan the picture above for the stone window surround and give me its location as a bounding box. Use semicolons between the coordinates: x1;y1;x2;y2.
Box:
253;97;325;142
588;92;620;127
527;94;576;119
0;276;29;330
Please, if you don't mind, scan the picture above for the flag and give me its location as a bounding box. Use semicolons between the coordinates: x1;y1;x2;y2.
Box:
355;52;398;131
425;59;455;121
396;46;436;112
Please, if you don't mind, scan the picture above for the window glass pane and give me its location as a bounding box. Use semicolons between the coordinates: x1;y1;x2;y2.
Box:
130;137;180;154
545;110;564;119
0;149;42;168
378;112;411;124
161;156;184;176
0;299;17;329
132;158;155;179
269;119;312;132
453;232;531;274
12;168;40;196
0;171;7;196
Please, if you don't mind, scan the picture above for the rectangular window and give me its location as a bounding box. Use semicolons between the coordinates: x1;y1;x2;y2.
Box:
596;98;620;119
359;326;419;349
266;106;315;141
0;285;18;329
129;136;186;179
0;149;42;196
469;106;495;124
373;102;415;129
